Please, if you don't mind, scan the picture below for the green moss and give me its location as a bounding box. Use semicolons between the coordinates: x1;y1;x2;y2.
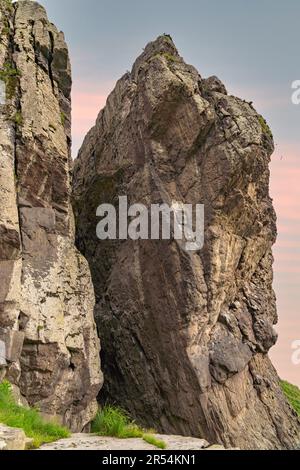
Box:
0;1;13;38
10;111;23;126
161;52;178;63
258;115;273;139
0;2;14;30
60;112;66;126
0;380;70;448
92;406;143;438
143;434;166;449
91;406;166;449
49;123;57;132
1;0;14;13
0;62;22;100
1;17;10;37
150;51;179;64
1;26;9;36
280;380;300;416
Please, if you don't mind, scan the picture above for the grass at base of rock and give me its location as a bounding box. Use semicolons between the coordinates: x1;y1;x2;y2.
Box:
0;380;70;448
91;405;166;449
91;406;142;438
280;380;300;416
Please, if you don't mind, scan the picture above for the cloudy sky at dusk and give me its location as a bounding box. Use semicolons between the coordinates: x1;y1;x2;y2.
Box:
39;0;300;385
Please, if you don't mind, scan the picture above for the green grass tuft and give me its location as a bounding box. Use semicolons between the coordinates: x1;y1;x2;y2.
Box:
0;62;21;99
1;0;14;14
0;380;70;448
150;51;179;64
10;110;23;126
1;17;10;37
60;111;66;126
258;115;273;139
91;405;166;449
91;405;143;438
280;380;300;416
142;433;166;449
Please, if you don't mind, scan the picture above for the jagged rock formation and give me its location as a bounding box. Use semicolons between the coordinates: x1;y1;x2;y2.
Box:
73;35;300;449
0;0;102;430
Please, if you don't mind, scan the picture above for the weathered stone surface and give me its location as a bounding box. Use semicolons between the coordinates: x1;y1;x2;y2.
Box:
0;424;26;451
0;328;24;362
0;1;22;358
0;0;102;430
205;444;227;450
73;35;300;449
39;433;210;450
0;440;6;450
0;339;6;366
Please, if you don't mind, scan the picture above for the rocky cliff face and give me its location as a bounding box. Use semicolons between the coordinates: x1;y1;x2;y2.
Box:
73;35;300;449
0;0;102;430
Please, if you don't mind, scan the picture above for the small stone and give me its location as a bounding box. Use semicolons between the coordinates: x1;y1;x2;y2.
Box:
0;440;7;451
0;424;27;451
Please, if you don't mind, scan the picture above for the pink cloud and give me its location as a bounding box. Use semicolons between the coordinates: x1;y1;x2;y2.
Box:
270;145;300;233
274;267;300;274
274;249;300;258
269;140;300;383
277;222;300;234
71;80;114;156
72;91;108;133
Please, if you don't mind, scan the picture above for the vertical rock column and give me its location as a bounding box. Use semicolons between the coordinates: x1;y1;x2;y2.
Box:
0;0;23;385
0;0;102;431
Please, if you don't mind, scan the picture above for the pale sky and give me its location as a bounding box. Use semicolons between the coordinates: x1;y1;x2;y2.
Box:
37;0;300;385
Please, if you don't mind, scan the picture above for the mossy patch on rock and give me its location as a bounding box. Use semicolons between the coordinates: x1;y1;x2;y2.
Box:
0;62;21;100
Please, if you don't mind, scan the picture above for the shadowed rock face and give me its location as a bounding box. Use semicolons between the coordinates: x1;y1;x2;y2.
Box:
73;35;300;449
0;0;102;430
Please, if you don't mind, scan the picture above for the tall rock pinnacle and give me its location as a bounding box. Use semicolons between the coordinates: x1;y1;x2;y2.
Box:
73;35;300;448
0;0;102;430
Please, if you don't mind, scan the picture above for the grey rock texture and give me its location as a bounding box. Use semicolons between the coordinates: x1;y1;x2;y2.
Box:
0;424;27;450
39;433;211;450
73;35;300;449
0;0;102;430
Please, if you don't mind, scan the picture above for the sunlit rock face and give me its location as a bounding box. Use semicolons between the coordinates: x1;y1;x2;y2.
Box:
73;35;300;449
0;0;102;431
